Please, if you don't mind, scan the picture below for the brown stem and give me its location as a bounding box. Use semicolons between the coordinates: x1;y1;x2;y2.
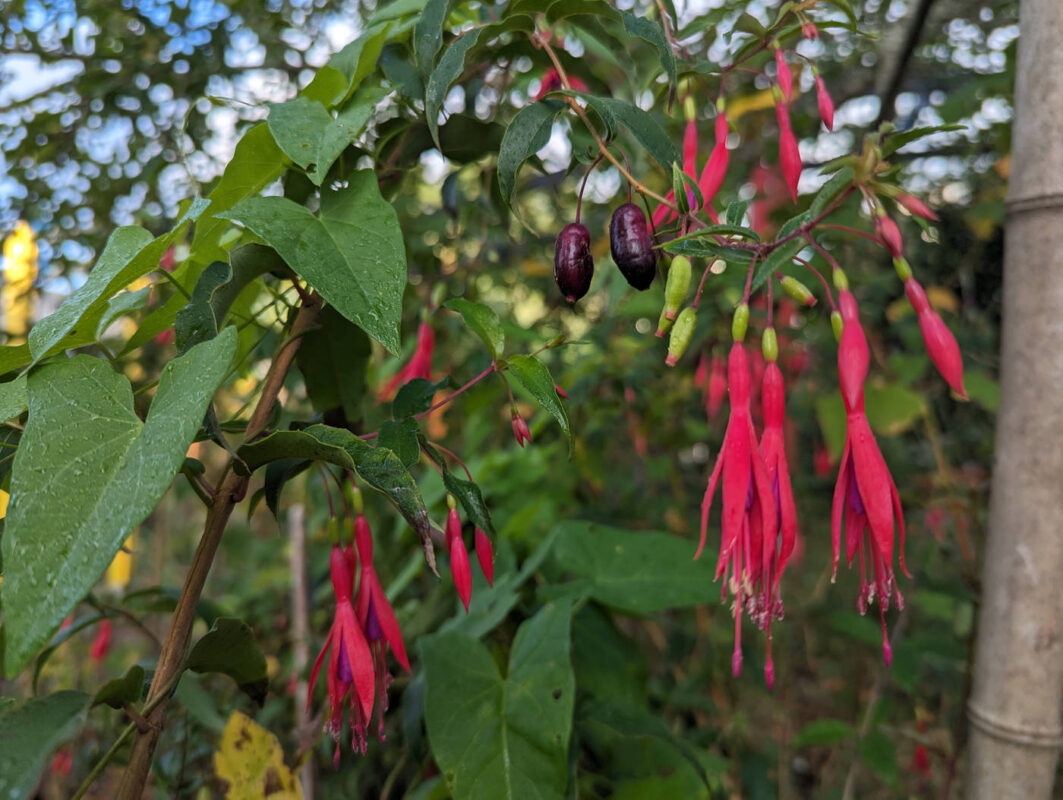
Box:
116;296;322;798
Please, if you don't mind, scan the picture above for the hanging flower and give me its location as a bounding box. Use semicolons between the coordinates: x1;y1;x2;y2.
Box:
89;619;112;663
775;48;793;101
774;93;800;202
445;500;472;611
696;341;778;679
815;73;835;131
378;320;434;400
308;546;376;763
475;527;495;586
903;275;967;397
354;514;410;739
698;109;730;207
831;289;909;664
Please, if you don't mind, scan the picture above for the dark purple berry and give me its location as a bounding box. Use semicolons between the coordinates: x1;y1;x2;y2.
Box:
609;203;657;290
554;222;594;303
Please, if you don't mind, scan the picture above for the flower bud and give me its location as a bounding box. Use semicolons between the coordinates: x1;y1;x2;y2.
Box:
832;268;849;291
774;47;792;102
915;303;967;398
780;275;816;306
893;257;913;282
731;303;750;342
348;483;364;515
815;74;834;131
903;276;930;314
775;100;800;202
475;528;494;587
327;517;340;545
683;96;697;122
896;193;939;221
666;307;697;366
762;327;779;362
663;255;692;319
831;310;844;341
655;307;673;338
874;210;904;258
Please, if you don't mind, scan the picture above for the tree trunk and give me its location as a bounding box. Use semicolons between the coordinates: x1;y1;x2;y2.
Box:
966;1;1063;796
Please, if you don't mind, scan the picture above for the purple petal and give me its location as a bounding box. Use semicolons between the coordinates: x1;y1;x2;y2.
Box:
365;594;383;642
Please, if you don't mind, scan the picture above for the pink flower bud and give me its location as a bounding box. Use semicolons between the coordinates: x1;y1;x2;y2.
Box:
903;277;930;314
802;20;819;39
917;305;967;398
775;49;793;102
896;193;939;221
775;103;800;202
475;527;494;586
683;118;698;176
697;112;729;205
446;509;472;611
875;213;904;258
554;382;568;399
837;290;869;411
815;74;834;131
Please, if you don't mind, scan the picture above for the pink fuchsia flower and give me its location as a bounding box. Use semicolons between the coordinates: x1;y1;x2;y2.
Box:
698;110;730;207
445;503;472;611
774;95;800;202
903;277;967;397
815;73;834;131
696;342;778;680
874;211;904;259
896;193;939;221
511;412;531;447
89;619;112;663
533;68;587;101
378;320;434;400
308;546;376;763
475;527;495;586
801;19;819;39
758;357;799;686
706;354;728;418
354;514;410;738
775;48;793;102
832;290;909;664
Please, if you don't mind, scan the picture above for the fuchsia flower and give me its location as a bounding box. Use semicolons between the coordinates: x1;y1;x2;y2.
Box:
758;358;798;686
874;212;904;259
815;73;834;131
696;342;778;680
774;98;801;202
904;277;967;397
308;546;376;763
446;506;472;611
775;49;793;102
896;193;939;221
354;514;410;738
511;412;532;447
706;354;728;418
801;20;819;40
832;290;909;665
89;619;112;663
533;68;588;101
379;321;434;400
475;527;495;586
698;110;730;207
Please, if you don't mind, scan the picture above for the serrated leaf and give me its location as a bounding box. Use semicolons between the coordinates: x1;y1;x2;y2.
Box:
1;328;238;676
620;11;677;89
498;101;562;213
810;167;854;217
421;600;574;800
505;354;572;453
0;691;90;798
792;719;854;748
221;170;407;354
445;298;504;357
92;664;146;709
189;618;269;705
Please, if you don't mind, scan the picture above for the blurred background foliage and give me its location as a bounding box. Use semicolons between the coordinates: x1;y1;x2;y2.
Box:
0;0;1014;797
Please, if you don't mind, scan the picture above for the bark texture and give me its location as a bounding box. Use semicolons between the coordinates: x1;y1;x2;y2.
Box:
967;1;1063;795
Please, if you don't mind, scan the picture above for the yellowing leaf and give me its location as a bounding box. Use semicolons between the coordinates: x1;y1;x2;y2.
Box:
214;711;303;800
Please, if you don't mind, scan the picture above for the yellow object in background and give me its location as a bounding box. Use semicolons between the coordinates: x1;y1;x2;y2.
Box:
1;221;38;340
214;711;303;799
105;532;136;591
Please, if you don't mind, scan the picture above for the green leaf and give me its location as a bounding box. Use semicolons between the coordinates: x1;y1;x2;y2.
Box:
234;425;433;554
572;93;679;172
304;26;392;107
393;377;450;419
550;521;715;613
28;201;206;368
221;170;407;354
175;244;281;354
505;354;572;452
95;287;151;339
0;375;26;422
964;370;998;412
445;298;504;358
864;383;925;435
188;617;269;705
815;392;846;461
810;167;854;217
880;124;965;156
725;200;750;225
421;600;575;800
425;29;480;149
620;12;677;89
1;328;238;675
859;730;900;785
0;691;90;798
668;223;759;243
733;12;767;37
190;124;287;265
378;418;421;468
414;0;451;81
497;101;562;213
92;664;146;709
662;237;753;264
791;719;855;748
422;442;496;536
264;459;311;519
296;304;371;420
269;88;387;184
752;236;806;291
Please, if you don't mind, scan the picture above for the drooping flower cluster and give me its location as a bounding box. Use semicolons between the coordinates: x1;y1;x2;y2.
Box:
308;504;409;764
443;493;494;611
